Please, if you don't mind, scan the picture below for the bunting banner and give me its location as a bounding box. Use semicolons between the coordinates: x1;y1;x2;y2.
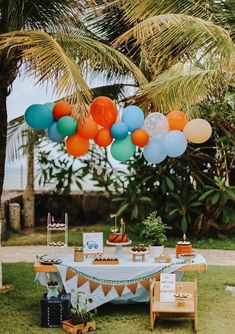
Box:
77;275;88;287
66;268;77;281
102;284;113;296
89;280;100;293
114;285;125;297
139;279;150;290
127;283;138;295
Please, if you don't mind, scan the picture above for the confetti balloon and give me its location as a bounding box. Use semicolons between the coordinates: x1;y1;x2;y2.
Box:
144;112;168;136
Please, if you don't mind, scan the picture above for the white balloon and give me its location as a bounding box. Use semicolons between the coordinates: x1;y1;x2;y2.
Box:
144;112;169;136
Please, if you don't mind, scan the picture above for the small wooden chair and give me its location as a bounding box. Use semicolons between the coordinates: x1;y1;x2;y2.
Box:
150;279;198;332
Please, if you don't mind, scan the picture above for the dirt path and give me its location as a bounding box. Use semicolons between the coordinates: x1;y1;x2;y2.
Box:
1;246;235;266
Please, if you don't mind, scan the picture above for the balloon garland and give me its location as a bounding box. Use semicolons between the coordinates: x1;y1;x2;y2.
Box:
24;96;212;164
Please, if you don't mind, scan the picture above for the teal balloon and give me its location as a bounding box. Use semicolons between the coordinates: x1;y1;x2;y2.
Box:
111;121;128;139
57;116;77;136
162;130;187;157
122;105;144;132
111;135;136;161
45;102;55;112
25;104;54;130
143;137;166;164
47;122;65;143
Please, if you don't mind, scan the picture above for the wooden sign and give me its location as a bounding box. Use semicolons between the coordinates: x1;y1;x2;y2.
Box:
160;273;176;302
83;232;103;255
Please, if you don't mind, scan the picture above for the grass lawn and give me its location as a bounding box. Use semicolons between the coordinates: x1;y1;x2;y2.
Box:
3;223;235;250
0;264;235;334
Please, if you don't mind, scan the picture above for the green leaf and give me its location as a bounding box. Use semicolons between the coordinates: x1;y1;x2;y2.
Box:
131;205;139;219
112;197;127;202
117;203;129;216
188;202;202;208
165;176;174;191
181;216;188;234
168;208;179;216
199;189;215;201
211;193;220;205
139;196;152;204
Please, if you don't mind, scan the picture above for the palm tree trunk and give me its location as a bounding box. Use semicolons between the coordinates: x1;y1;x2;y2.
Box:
23;132;35;228
0;86;7;201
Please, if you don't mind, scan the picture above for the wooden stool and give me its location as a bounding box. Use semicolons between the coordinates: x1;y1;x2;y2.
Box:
150;279;198;332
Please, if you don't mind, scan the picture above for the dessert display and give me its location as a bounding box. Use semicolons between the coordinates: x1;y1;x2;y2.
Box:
176;234;193;258
48;223;66;229
48;241;65;247
131;244;147;253
38;256;62;265
92;257;119;265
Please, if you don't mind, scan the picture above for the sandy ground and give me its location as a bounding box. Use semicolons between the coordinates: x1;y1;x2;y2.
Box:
1;246;235;266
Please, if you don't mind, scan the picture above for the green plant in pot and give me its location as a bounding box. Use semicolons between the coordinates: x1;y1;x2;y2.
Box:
62;291;96;333
141;211;171;257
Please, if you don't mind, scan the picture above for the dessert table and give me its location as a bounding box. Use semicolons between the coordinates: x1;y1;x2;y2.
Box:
34;251;206;311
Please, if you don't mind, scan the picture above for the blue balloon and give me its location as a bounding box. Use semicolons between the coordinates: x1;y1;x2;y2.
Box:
162;130;187;157
25;104;54;130
110;121;129;140
122;105;144;132
47;122;65;143
143;137;166;164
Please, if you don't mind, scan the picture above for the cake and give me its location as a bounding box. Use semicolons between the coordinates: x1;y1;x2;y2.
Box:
108;233;129;243
176;240;193;258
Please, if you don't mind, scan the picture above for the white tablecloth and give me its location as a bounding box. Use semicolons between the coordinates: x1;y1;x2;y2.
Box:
36;253;206;311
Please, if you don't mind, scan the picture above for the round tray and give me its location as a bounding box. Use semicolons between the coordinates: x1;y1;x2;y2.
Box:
106;240;132;246
38;256;62;265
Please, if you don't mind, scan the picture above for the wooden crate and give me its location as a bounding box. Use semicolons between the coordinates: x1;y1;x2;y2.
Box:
62;319;96;334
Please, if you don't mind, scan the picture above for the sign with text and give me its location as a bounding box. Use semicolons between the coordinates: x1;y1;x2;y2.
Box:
83;232;103;254
160;273;176;302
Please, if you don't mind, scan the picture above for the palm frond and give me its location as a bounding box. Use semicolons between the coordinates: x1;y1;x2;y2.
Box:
55;33;148;85
135;64;227;112
114;14;234;72
0;30;93;108
119;0;215;23
6;116;28;161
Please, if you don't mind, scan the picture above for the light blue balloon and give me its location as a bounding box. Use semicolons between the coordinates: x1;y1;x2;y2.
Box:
111;135;136;162
162;130;187;157
25;104;54;130
110;121;129;140
143;137;166;164
122;105;144;132
47;122;65;143
45;102;55;112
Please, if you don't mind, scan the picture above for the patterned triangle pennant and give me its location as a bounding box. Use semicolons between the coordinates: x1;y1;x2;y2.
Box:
139;279;150;290
114;285;125;297
77;275;88;287
102;284;113;296
127;283;138;295
89;280;100;293
66;269;77;281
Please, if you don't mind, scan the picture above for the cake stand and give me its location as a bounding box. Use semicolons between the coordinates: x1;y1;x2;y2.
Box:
106;240;132;258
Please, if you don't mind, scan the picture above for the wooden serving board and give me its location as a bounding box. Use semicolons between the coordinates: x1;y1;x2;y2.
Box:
92;259;119;265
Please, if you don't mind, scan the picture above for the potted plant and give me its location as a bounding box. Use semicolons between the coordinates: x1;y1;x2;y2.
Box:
62;291;96;334
74;246;84;262
141;211;171;257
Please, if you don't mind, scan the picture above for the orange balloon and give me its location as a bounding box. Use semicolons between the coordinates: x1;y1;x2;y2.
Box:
77;118;99;139
132;129;149;147
90;96;117;128
66;133;89;157
168;111;188;131
94;128;113;147
53;101;72;120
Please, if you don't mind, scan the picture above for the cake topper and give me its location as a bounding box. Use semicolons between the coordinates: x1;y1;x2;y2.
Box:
120;218;125;234
110;213;119;233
